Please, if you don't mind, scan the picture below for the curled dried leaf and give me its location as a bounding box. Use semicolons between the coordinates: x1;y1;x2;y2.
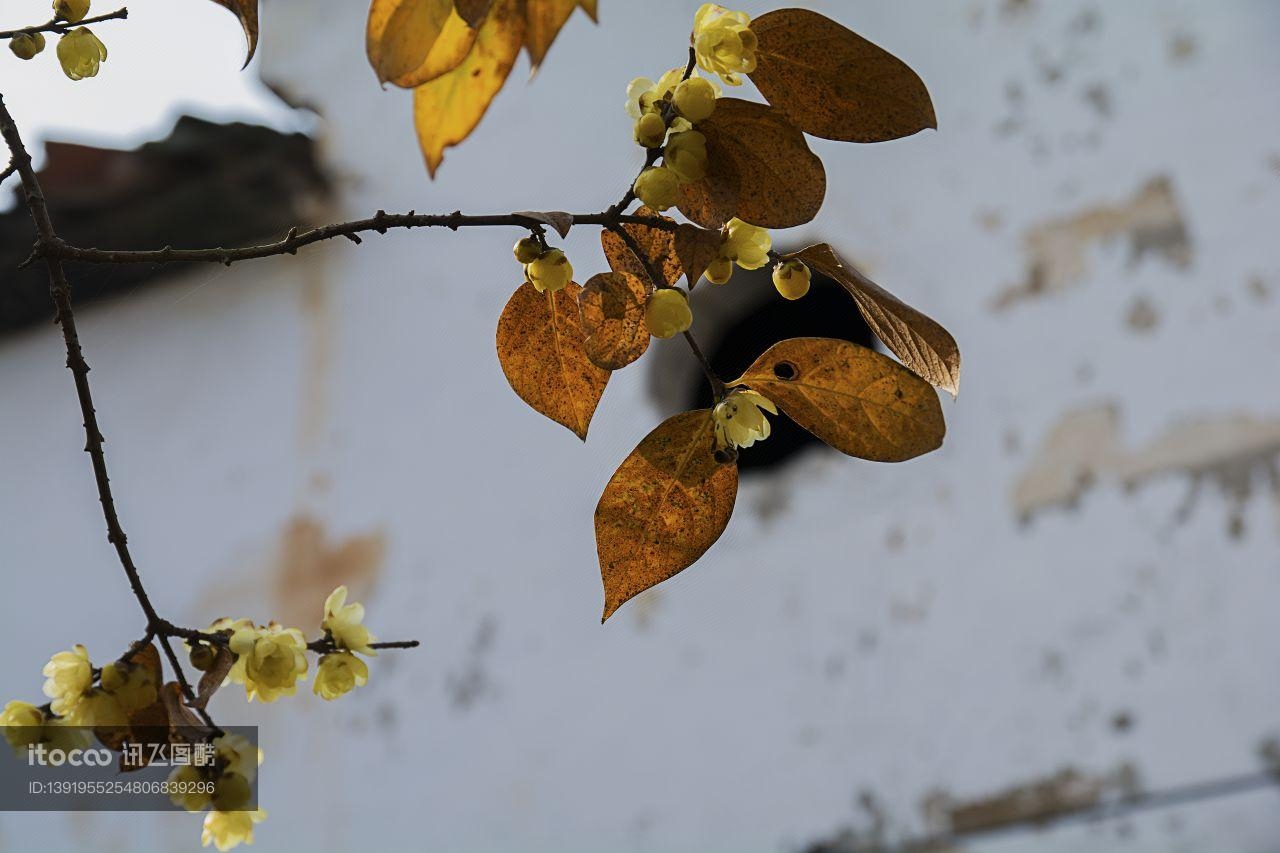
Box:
209;0;259;67
677;98;826;230
749;8;937;143
790;243;960;396
596;410;738;621
514;210;574;238
733;337;944;462
579;272;652;370
193;645;236;710
454;0;494;27
496;280;610;440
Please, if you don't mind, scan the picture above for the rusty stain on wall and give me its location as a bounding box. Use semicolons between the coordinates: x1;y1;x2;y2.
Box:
994;176;1191;310
271;514;385;628
1014;404;1280;533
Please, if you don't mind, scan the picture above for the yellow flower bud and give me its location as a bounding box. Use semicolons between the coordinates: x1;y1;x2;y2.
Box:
692;4;757;86
202;808;267;852
772;259;811;300
313;652;369;701
0;700;45;754
513;236;542;264
722;217;771;269
632;166;681;212
56;27;106;81
525;248;573;294
705;257;734;285
644;289;693;338
663;130;708;183
9;32;46;60
168;764;212;813
189;643;216;672
211;772;253;812
633;112;668;149
53;0;90;23
673;77;718;122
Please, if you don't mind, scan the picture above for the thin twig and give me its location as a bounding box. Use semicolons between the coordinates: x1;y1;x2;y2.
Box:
0;7;129;40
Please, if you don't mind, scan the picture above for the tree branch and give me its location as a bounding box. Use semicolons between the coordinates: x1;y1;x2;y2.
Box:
0;7;129;40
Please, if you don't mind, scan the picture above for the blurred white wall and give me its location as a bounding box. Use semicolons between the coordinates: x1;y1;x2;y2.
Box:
1;1;1278;851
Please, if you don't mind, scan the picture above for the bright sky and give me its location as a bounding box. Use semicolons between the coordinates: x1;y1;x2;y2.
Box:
2;0;298;166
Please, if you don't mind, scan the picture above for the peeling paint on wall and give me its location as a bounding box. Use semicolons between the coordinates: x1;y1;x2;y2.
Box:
1015;404;1280;533
995;177;1191;310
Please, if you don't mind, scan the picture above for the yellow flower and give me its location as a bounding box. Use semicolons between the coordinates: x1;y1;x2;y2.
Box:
632;166;681;212
633;111;668;149
644;289;693;339
53;0;90;23
43;717;89;752
9;32;46;60
624;67;686;119
524;248;573;295
692;4;757;86
168;764;212;813
313;652;369;701
772;259;812;300
99;660;158;713
673;76;719;122
713;389;777;450
56;27;106;81
0;701;45;753
663;130;708;183
42;644;92;717
67;690;126;728
215;732;263;782
722;217;771;270
227;623;308;702
201;808;267;852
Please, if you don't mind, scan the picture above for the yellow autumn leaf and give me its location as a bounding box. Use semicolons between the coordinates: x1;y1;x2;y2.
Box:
732;337;945;462
413;0;525;176
524;0;588;70
596;410;738;622
496;280;610;440
367;0;454;86
208;0;259;67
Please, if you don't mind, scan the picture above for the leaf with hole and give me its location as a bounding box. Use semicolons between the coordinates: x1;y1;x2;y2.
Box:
600;207;681;287
496;280;609;440
674;224;723;288
748;8;937;143
790;243;960;396
677;98;826;229
579;272;651;370
733;337;944;462
209;0;259;67
413;0;525;176
596;410;738;621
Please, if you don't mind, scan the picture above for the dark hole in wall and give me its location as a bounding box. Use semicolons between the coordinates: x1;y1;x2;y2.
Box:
685;263;876;474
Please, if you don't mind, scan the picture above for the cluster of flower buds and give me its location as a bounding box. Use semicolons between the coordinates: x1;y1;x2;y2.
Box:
8;0;107;80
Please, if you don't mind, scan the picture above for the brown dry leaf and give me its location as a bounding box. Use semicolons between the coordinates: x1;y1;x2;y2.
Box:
579;272;651;370
524;0;589;70
596;410;738;621
93;643;163;753
677;98;826;229
674;224;723;288
749;8;936;143
209;0;259;67
600;206;681;286
193;646;236;710
497;280;610;439
791;243;961;396
413;0;526;176
367;0;455;86
514;210;574;238
733;337;944;462
454;0;494;27
577;0;597;22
